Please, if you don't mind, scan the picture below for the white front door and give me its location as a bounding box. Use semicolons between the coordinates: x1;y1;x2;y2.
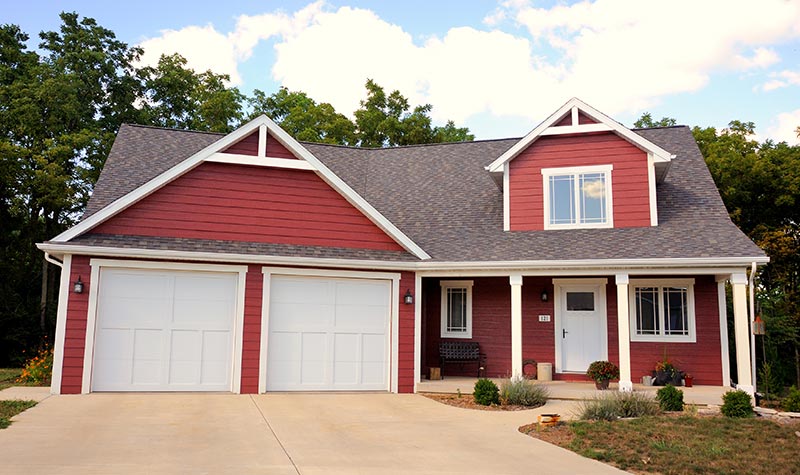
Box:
557;281;607;373
92;268;238;391
266;275;391;391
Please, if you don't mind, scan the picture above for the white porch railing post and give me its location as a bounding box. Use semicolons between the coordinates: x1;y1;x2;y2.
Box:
510;274;523;377
716;275;731;387
615;273;633;391
731;272;754;395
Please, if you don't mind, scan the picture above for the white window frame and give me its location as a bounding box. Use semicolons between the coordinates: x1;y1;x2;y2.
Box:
629;279;696;343
440;280;473;339
541;165;614;230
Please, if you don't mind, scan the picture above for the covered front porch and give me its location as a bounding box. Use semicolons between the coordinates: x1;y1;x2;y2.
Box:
415;270;755;394
416;377;730;406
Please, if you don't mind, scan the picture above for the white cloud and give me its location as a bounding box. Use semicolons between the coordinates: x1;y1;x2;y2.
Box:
135;0;800;131
764;109;800;145
138;25;242;83
760;69;800;92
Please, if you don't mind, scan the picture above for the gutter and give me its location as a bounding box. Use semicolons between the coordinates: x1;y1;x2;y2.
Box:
43;252;63;268
749;261;757;393
37;242;769;272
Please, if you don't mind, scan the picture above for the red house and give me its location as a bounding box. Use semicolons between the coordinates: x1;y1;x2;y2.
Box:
39;98;766;395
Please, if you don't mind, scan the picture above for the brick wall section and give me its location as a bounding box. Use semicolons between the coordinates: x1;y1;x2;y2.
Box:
240;265;263;394
509;132;651;231
61;255;91;394
397;271;415;393
89;162;404;252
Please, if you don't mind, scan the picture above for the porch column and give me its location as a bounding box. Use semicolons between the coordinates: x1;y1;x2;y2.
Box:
716;275;731;387
510;274;523;377
615;274;633;391
731;272;754;395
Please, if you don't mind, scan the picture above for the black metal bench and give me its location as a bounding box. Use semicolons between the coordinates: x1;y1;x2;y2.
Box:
439;341;486;378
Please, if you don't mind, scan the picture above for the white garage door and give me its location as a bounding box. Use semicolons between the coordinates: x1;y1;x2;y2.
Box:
92;268;238;391
267;275;391;391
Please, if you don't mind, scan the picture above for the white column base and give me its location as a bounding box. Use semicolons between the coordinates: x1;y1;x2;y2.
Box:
736;384;755;396
618;380;633;392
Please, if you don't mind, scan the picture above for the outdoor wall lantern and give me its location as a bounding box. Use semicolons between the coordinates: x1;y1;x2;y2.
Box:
540;288;549;302
73;276;84;294
753;314;765;335
404;289;414;305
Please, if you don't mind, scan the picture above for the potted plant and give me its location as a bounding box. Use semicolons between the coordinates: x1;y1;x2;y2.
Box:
654;358;683;386
587;360;619;390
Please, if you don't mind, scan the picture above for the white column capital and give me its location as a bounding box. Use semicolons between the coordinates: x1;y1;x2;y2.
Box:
730;272;748;285
615;273;629;285
509;274;523;286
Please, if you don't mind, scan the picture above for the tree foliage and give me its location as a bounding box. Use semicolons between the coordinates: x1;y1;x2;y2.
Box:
633;112;677;128
0;13;475;365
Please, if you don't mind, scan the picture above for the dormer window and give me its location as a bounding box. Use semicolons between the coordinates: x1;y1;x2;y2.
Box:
542;165;613;230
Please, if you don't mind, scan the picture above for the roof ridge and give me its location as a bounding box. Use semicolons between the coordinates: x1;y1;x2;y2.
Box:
121;123;226;136
302;136;522;151
632;125;689;131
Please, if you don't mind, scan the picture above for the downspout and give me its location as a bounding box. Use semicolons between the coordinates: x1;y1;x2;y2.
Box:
44;252;63;268
749;262;757;393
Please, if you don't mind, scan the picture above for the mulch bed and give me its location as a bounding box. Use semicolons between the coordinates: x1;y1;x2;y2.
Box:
420;392;540;411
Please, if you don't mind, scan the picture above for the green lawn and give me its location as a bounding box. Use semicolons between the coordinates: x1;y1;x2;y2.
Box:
525;415;800;475
0;400;37;429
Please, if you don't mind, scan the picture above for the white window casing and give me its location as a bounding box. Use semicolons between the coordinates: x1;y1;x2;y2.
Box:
542;165;614;230
440;280;473;338
629;278;696;343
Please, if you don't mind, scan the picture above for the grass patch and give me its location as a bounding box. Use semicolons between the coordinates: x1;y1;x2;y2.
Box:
0;400;37;429
0;368;47;391
523;415;800;474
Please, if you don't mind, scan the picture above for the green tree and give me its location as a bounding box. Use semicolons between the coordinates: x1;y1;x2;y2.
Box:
248;87;356;145
633;112;677;128
139;53;244;133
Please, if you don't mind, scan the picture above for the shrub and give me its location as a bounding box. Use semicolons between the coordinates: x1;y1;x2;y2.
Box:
783;386;800;412
721;390;753;418
500;377;549;407
586;360;619;382
579;391;660;421
473;378;500;406
656;384;685;411
16;344;53;384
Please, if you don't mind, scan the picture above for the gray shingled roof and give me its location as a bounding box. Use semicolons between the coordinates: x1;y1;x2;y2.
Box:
70;123;765;263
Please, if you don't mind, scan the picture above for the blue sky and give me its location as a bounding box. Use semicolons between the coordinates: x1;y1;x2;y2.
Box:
6;1;800;143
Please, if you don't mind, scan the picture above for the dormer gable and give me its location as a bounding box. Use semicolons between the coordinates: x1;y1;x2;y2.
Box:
486;98;675;232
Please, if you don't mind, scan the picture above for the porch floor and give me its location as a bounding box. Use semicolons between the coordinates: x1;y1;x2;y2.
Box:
417;377;730;406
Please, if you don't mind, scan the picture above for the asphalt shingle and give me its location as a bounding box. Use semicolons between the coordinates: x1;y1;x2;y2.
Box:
76;123;765;262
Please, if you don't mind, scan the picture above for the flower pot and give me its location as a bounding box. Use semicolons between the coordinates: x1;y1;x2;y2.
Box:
684;376;693;388
595;379;610;390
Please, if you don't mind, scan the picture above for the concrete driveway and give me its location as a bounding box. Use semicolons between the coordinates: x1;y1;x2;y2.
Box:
0;391;626;474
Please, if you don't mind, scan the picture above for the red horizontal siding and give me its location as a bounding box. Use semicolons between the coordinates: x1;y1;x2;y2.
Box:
267;134;297;159
398;271;415;393
240;265;263;394
509;132;651;231
223;131;259;155
90;162;404;252
61;255;91;394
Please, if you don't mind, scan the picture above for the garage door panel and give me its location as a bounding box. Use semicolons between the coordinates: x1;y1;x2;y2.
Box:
269;302;332;329
92;268;237;392
271;278;331;304
267;275;391;392
334;304;388;329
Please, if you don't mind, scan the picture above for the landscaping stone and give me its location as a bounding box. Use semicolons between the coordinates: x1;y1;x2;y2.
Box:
755;407;778;415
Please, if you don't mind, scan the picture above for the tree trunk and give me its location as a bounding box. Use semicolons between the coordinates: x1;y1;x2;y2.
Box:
795;344;799;388
39;258;48;332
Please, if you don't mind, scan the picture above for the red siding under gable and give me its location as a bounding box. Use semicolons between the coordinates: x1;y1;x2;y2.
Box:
398;271;415;393
240;264;263;394
89;162;404;252
552;111;598;127
221;131;298;159
509;132;651;231
61;255;91;394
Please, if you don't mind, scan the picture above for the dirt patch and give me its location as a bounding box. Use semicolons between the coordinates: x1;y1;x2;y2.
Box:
420;392;542;411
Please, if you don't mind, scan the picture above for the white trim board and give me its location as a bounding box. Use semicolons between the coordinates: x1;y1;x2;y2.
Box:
50;254;72;395
37;242;770;272
81;258;248;394
50;115;430;260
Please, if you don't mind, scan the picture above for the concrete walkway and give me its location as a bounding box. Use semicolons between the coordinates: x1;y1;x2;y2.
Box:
0;391;627;474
